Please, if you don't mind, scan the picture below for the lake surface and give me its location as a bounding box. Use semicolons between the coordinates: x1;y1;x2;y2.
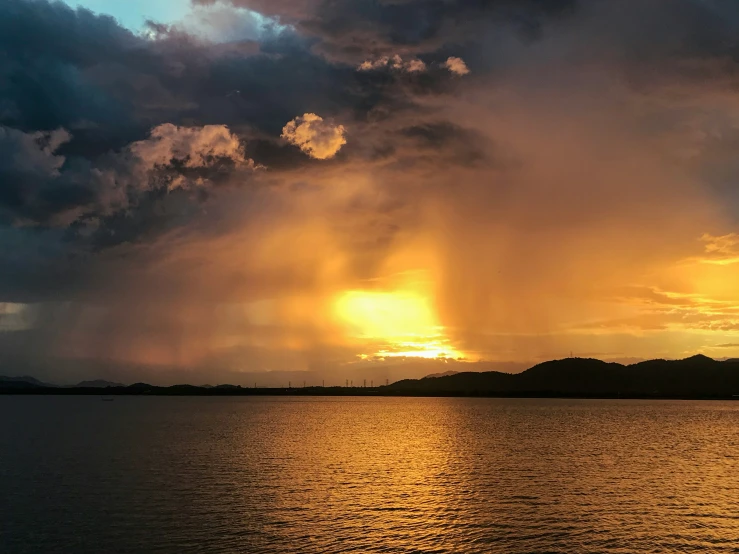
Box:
1;397;738;553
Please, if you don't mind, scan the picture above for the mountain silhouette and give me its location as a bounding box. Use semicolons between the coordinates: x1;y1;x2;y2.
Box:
75;380;124;388
0;375;54;388
388;356;739;397
423;370;460;379
2;356;739;398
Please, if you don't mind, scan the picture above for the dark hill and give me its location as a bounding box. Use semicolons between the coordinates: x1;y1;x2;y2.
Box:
423;370;460;379
3;356;739;398
391;370;516;393
387;356;739;398
75;380;124;388
127;382;154;390
0;375;53;388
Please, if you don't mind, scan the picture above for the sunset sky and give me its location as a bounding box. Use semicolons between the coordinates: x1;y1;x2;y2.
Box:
3;0;739;385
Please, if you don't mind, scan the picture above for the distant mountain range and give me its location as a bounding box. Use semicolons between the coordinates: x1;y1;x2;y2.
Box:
0;375;52;388
388;355;739;397
0;377;123;389
422;370;460;379
2;355;739;398
75;380;125;388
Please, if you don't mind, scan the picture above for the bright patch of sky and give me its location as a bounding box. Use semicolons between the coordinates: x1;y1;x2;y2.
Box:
59;0;287;41
60;0;192;31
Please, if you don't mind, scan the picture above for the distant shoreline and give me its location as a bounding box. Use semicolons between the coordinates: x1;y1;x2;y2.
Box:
4;355;739;400
1;386;738;401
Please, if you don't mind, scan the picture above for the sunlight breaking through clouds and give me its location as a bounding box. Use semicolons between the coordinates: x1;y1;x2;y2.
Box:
334;290;465;360
7;0;739;383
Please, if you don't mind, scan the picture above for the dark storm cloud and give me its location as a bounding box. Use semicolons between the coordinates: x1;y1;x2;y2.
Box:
3;0;738;239
200;0;578;62
3;0;739;241
0;3;305;234
308;0;578;61
399;122;489;166
0;1;352;152
0;0;150;148
0;0;478;306
0;120;259;232
7;0;739;383
0;1;469;170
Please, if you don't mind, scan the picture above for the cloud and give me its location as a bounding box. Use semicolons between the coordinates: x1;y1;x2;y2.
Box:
0;120;259;232
203;0;578;63
129;123;256;173
715;343;739;348
0;126;70;177
443;57;470;76
358;55;427;73
0;0;140;133
9;0;739;385
281;113;346;159
698;234;739;265
0;125;94;225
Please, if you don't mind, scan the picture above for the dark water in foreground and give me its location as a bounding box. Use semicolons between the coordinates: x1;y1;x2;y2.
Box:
1;397;738;553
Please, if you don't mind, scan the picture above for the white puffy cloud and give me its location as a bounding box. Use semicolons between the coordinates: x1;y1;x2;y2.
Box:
358;59;384;71
443;56;470;76
129;123;253;170
405;58;427;72
0;122;261;228
281;113;347;160
358;55;427;73
125;123;260;192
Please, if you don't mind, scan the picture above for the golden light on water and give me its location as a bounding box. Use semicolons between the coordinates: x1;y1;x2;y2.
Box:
334;290;465;359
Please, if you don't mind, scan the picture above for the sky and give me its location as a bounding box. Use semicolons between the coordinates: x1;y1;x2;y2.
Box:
59;1;192;31
3;0;739;385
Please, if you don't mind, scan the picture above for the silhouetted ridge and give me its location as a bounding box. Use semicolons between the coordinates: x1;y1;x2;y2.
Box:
423;370;460;379
0;375;57;388
681;354;716;364
75;380;124;388
127;382;154;389
387;355;739;397
3;356;739;398
391;370;516;393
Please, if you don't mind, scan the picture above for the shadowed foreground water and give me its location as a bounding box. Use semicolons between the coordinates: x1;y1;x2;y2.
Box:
1;397;738;553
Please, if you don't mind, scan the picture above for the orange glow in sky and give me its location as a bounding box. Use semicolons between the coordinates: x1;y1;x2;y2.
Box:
334;290;465;359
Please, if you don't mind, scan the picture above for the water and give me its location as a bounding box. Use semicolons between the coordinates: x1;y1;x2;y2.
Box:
1;397;738;553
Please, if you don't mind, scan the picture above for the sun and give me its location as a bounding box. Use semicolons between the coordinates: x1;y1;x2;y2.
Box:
333;290;464;359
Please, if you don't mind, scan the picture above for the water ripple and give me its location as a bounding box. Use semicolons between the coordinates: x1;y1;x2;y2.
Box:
1;397;738;553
